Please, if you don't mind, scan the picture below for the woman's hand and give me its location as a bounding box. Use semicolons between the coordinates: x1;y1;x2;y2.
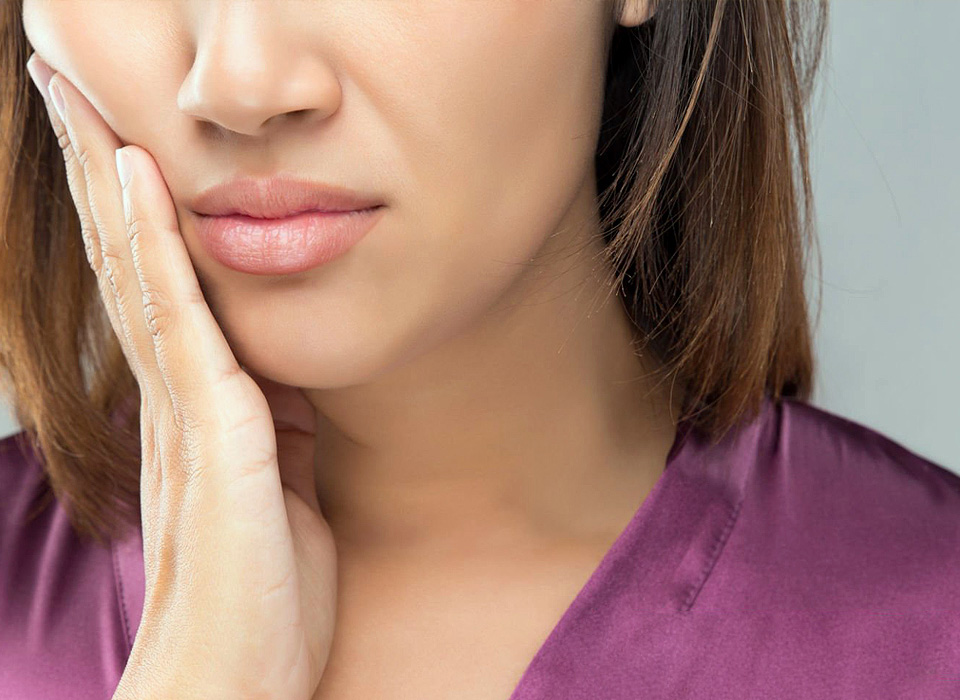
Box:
25;53;338;700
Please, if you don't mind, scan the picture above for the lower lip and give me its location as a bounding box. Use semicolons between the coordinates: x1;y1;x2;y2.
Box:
194;206;386;276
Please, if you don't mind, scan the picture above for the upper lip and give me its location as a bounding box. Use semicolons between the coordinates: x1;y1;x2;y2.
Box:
190;176;385;219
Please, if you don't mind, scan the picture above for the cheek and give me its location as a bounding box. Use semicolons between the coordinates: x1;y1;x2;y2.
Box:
332;1;609;374
373;0;607;179
374;2;609;304
22;1;182;149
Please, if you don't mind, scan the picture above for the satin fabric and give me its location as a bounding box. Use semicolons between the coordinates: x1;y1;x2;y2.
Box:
2;395;959;699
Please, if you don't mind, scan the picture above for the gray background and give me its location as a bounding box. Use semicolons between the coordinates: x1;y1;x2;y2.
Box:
2;2;958;472
805;0;958;472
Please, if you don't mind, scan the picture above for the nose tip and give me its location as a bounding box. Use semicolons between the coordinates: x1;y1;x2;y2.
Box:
178;62;340;136
176;12;340;137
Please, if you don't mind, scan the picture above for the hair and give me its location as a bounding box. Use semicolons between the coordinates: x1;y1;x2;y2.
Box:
0;0;827;547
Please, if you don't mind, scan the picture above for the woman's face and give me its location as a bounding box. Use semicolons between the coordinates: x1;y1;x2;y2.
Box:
22;0;639;390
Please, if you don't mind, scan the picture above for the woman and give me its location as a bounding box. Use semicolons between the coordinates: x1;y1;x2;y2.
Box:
1;0;958;698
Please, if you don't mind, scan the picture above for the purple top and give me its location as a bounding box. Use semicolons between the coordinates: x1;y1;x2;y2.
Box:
2;395;960;699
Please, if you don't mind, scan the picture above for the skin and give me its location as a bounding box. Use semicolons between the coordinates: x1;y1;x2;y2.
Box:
23;1;681;696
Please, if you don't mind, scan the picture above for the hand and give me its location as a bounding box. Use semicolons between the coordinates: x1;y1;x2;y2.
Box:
25;53;338;700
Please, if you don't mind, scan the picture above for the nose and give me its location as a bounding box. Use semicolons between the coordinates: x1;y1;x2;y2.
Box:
176;2;341;137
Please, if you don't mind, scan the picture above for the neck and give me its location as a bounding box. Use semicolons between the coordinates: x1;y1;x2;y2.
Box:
304;182;682;555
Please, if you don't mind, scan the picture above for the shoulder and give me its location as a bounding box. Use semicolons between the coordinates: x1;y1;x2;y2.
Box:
0;430;59;584
770;397;960;554
0;430;46;522
0;429;130;698
707;396;960;610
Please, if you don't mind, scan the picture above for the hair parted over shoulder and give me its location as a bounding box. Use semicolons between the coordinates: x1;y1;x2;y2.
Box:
0;0;827;546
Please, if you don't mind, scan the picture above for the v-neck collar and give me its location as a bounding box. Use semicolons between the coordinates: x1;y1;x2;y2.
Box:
112;398;771;697
505;399;768;699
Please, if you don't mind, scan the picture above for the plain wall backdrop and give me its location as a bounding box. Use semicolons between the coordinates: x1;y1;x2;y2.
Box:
805;0;958;472
2;2;958;473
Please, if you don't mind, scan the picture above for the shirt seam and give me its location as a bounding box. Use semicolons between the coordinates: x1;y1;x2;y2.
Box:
678;495;744;612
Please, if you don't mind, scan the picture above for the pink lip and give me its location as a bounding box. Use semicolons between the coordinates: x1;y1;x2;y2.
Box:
189;175;387;275
194;206;386;276
190;175;386;219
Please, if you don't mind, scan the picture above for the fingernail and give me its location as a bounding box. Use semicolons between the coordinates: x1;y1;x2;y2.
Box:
115;148;133;189
49;79;66;122
26;54;54;103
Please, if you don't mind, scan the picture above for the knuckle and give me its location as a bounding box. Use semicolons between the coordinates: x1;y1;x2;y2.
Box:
140;283;177;339
78;221;100;263
75;144;94;171
210;386;264;436
260;566;295;600
100;249;127;293
56;129;72;155
80;236;96;266
234;446;279;482
173;370;262;451
75;206;97;232
224;405;267;439
126;216;148;250
181;280;208;309
214;362;247;389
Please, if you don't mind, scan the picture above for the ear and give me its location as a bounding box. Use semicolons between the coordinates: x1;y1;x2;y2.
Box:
616;0;655;28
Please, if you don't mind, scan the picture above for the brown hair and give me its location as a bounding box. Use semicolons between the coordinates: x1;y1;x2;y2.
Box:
0;0;827;546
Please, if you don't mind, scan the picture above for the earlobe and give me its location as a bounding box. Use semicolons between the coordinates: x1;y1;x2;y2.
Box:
617;0;655;28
